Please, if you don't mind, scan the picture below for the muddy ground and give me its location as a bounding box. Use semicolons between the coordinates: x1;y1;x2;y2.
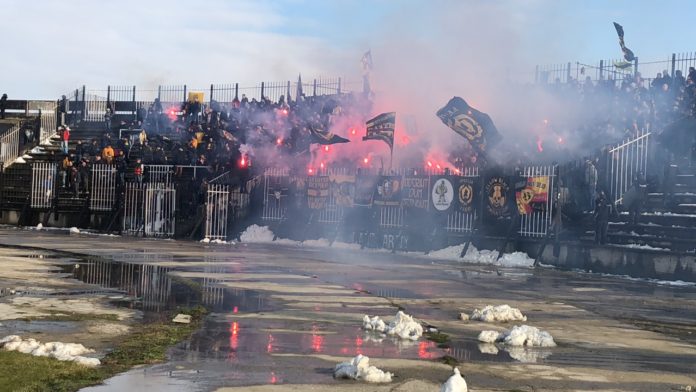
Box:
0;227;694;391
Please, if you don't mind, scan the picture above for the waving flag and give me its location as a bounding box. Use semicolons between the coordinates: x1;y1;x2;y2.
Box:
363;112;395;150
436;97;501;156
613;22;635;62
309;126;349;145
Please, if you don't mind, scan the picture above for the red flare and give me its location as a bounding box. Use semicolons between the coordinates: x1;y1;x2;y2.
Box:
363;157;369;164
276;137;282;145
308;167;314;174
350;128;356;135
558;137;564;144
436;164;442;170
427;161;433;168
239;156;247;167
324;145;330;152
537;138;544;153
320;162;325;169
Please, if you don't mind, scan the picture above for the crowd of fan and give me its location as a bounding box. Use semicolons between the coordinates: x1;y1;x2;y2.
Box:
542;67;696;149
56;91;370;195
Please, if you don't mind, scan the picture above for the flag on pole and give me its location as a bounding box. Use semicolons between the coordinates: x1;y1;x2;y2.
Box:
436;97;501;157
309;126;350;145
363;112;395;150
613;22;635;62
296;74;304;101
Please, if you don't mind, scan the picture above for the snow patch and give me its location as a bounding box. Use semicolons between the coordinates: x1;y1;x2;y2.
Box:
478;325;556;347
35;223;43;231
14;157;26;164
0;335;100;366
470;305;527;323
427;245;534;268
239;224;276;243
362;311;423;340
334;354;392;383
440;367;468;392
200;238;211;243
69;227;80;234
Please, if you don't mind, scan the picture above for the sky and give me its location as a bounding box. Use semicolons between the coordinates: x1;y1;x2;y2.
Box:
1;0;694;99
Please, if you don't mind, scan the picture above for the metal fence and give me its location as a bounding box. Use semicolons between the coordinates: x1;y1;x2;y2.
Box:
144;182;176;237
89;164;117;211
607;129;650;205
0;124;21;169
205;183;229;240
535;52;696;87
519;165;556;237
30;163;55;208
123;182;145;235
261;168;290;221
144;165;173;183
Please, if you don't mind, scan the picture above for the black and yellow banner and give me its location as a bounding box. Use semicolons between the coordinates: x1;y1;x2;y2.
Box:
436;97;501;157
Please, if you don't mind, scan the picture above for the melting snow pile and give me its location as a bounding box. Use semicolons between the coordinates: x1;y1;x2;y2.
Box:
470;305;527;323
478;325;556;347
239;224;276;243
69;227;80;234
200;238;211;243
334;354;393;383
440;367;468;392
362;311;423;340
0;335;100;366
36;223;43;231
427;245;534;267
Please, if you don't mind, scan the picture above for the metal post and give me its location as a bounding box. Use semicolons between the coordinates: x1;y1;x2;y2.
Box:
234;83;239;100
671;53;676;79
157;85;161;101
210;84;214;103
634;57;639;77
337;77;342;94
107;85;111;108
567;62;571;82
535;65;539;84
260;82;265;99
313;79;317;96
286;81;291;100
81;85;86;121
183;85;187;104
599;60;604;81
132;85;136;121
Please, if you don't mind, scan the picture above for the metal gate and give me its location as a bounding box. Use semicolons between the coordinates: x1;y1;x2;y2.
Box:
519;165;556;237
144;165;173;183
261;168;290;221
446;166;480;233
31;163;56;208
123;182;144;235
144;183;176;237
90;164;117;211
608;129;650;204
205;184;229;240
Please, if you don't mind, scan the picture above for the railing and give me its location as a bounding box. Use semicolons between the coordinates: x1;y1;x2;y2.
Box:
205;183;229;240
261;167;290;221
0;124;21;169
607;129;650;205
143;182;176;237
31;163;56;208
519;165;556;237
90;164;117;211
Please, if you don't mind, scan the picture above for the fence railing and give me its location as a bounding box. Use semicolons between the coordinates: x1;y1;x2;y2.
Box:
205;183;229;240
0;124;21;169
31;162;55;208
519;165;556;238
607;129;650;205
90;164;117;211
535;51;696;85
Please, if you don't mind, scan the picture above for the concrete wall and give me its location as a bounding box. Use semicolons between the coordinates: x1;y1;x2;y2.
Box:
520;240;696;283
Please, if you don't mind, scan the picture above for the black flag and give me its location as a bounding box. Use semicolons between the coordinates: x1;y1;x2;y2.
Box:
309;126;350;145
436;97;501;156
613;22;635;62
363;112;395;150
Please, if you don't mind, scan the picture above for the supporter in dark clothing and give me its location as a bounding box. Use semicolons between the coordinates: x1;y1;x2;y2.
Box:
75;140;85;162
77;159;89;195
594;191;614;245
141;142;153;164
153;146;167;165
115;151;127;185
